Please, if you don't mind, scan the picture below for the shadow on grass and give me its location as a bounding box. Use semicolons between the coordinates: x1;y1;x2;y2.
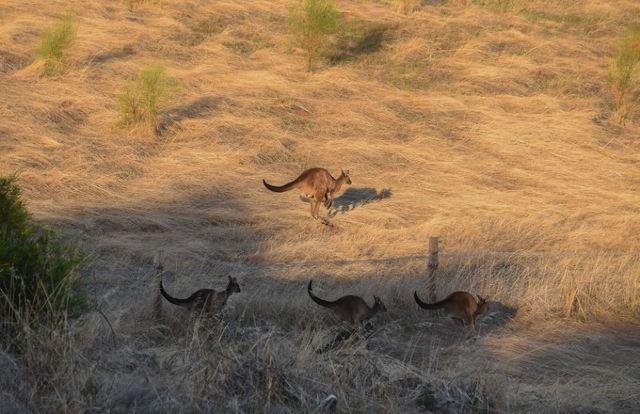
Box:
328;187;392;216
156;96;223;135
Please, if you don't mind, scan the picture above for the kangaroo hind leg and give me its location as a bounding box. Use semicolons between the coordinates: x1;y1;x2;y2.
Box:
324;191;333;209
313;190;329;224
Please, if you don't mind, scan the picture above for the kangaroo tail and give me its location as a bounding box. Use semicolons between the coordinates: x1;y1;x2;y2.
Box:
159;279;190;308
263;178;299;193
414;291;446;310
308;280;335;308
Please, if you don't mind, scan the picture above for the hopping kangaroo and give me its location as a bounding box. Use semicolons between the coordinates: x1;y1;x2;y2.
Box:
414;291;488;333
263;168;352;222
308;280;386;325
160;275;241;314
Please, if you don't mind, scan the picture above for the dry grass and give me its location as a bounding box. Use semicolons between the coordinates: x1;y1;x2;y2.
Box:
1;0;640;412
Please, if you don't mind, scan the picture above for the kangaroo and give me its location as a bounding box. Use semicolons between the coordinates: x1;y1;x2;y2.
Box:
414;291;488;333
308;280;386;325
263;168;352;223
159;276;241;314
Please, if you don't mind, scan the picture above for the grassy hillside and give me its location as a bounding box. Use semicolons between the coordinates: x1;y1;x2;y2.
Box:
1;0;639;412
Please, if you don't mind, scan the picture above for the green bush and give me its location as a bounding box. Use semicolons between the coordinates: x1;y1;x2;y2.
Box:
36;15;76;76
118;65;178;127
0;176;83;340
288;0;341;71
608;25;640;123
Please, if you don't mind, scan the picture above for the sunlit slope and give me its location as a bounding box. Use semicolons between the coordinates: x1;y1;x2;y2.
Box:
1;0;639;259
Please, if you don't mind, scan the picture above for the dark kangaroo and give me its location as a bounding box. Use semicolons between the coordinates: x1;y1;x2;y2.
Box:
308;280;386;325
414;291;488;333
263;168;352;222
160;275;241;314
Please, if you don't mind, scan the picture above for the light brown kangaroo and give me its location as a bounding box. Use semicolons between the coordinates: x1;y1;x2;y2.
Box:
414;291;488;333
159;275;241;314
308;280;387;325
263;168;352;223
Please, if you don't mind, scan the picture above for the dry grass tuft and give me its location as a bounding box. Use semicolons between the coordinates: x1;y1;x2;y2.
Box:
396;0;420;15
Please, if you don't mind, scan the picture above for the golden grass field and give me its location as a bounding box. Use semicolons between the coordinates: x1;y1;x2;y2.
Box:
1;0;640;412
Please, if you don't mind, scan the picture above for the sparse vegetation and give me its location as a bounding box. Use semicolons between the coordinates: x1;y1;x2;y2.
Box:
0;176;82;345
288;0;341;71
36;15;76;76
608;25;640;124
118;65;178;127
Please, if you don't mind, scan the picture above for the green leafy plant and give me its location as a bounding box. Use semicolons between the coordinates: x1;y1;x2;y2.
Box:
288;0;341;71
36;15;77;76
608;25;640;124
0;176;83;343
118;65;178;127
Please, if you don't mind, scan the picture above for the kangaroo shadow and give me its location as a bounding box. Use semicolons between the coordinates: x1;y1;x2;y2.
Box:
326;187;392;216
156;96;223;135
87;45;135;66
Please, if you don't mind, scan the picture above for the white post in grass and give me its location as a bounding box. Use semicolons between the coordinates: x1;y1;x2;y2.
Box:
427;236;439;301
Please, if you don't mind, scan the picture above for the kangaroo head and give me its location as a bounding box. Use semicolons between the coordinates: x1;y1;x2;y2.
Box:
341;169;352;185
226;276;241;293
476;295;488;315
373;295;387;313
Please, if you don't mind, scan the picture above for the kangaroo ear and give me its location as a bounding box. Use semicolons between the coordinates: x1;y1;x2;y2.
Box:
228;275;232;283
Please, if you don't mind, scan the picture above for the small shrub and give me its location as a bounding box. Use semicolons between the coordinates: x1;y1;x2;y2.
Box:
36;15;76;76
118;65;178;127
397;0;419;15
288;0;341;71
0;176;83;344
608;25;640;124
